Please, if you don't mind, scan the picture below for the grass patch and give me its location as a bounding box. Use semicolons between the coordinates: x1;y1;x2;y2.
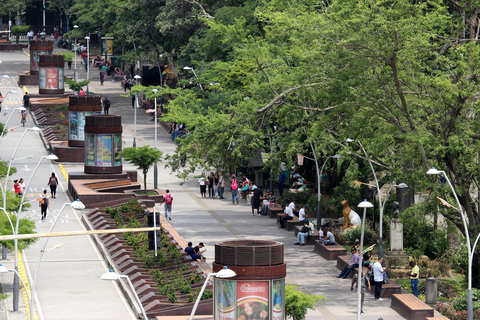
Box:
0;293;8;300
133;190;158;195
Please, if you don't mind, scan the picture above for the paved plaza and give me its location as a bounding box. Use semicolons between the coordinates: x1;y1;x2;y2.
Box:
0;48;440;320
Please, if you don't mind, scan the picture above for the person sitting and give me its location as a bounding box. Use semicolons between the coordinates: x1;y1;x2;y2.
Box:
323;227;336;245
184;242;195;255
298;205;308;222
337;248;359;278
362;251;372;267
278;204;294;229
294;220;314;246
261;190;275;216
185;242;205;261
241;178;250;199
318;226;326;242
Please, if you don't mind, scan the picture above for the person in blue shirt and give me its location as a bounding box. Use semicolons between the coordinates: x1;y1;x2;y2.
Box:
278;172;287;198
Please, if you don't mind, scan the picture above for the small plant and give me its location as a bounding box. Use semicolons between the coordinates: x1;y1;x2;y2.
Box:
190;273;203;284
201;289;213;300
285;284;328;320
168;292;177;303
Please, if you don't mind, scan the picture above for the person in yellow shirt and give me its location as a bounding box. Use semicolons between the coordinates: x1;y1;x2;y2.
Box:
409;261;419;297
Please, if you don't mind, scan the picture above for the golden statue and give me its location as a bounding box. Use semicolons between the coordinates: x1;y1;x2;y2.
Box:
341;200;362;231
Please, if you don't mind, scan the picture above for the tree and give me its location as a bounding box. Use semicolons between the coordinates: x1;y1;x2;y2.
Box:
121;146;162;192
285;284;327;320
65;79;90;93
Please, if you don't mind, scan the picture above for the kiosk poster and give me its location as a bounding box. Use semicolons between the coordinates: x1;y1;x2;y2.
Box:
58;67;64;89
271;279;285;320
39;68;46;89
46;67;57;89
69;112;78;140
215;279;236;320
95;134;113;166
85;134;95;166
114;134;122;166
236;281;269;320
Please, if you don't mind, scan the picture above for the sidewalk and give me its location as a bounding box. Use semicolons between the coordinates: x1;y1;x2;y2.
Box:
0;48;430;320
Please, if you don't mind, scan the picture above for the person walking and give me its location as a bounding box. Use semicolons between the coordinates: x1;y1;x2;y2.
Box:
351;266;372;313
162;189;173;220
23;92;30;108
230;174;239;204
208;172;215;198
216;173;224;199
19;178;26;196
409;260;419;297
373;256;387;301
47;172;59;198
103;97;111;114
0;92;3;112
197;173;207;199
40;189;50;220
100;70;105;85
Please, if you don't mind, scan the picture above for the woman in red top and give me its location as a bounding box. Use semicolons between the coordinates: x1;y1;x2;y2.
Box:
13;180;21;196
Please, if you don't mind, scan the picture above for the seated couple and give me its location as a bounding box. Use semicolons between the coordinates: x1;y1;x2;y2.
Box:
184;242;206;261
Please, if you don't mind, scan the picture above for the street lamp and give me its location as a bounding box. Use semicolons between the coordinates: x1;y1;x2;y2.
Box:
297;152;340;229
346;138;387;257
29;200;85;320
188;267;236;320
101;270;148;320
73;25;78;81
183;66;203;91
85;36;90;94
133;74;141;147
152;88;158;189
12;152;58;311
426;167;473;320
356;200;373;320
0;105;26;144
0;264;31;311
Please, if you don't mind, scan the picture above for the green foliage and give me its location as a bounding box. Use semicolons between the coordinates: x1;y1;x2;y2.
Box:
0;293;7;300
340;225;377;247
285;284;327;320
0;191;29;212
453;288;480;312
65;79;90;92
400;204;448;259
55;52;73;63
121;146;162;192
0;213;36;251
11;26;29;34
0;161;17;179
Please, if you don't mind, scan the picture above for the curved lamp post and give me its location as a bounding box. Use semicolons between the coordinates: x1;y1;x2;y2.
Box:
152;88;158;189
12;152;58;311
133;74;141;148
0;105;26;145
0;264;31;311
101;270;148;320
183;66;203;91
85;36;90;94
189;267;236;320
356;199;373;319
73;25;78;81
29;200;85;320
426;167;473;320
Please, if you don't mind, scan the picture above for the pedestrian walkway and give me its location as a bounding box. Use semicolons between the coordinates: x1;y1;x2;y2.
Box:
0;48;445;320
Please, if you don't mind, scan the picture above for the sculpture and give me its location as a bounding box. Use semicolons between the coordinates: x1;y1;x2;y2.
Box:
341;200;362;231
393;201;400;218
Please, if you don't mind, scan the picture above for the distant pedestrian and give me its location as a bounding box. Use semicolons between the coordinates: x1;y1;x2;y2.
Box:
251;186;263;216
351;266;371;314
162;189;173;220
79;88;85;96
103;97;111;114
13;180;21;196
409;261;419;297
19;178;26;195
47;172;58;198
23;92;30;108
197;173;207;198
373;256;387;301
230;174;239;204
100;70;105;85
0;92;3;112
131;93;136;108
39;189;50;220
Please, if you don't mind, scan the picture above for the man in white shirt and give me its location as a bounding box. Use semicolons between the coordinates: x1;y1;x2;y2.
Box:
298;205;308;222
288;200;299;217
373;257;387;301
278;204;293;229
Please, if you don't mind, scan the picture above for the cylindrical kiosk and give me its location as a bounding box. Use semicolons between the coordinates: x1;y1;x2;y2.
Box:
38;55;65;94
213;240;287;320
29;40;54;75
68;96;102;147
84;115;122;174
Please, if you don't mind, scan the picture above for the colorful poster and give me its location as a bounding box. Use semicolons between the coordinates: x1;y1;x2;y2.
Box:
95;135;113;166
85;134;95;166
114;134;122;166
215;279;236;320
271;279;285;320
236;281;269;320
39;67;46;89
58;67;64;89
69;112;79;140
46;67;58;89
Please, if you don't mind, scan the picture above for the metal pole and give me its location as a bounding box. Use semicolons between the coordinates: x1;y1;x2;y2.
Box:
357;206;367;319
153;206;157;257
86;37;90;94
43;0;45;30
121;275;148;320
133;94;137;147
188;273;216;320
153;96;158;189
74;37;77;81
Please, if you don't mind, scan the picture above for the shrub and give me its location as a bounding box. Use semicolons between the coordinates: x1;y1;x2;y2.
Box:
285;284;328;320
341;224;377;246
453;288;480;312
168;292;177;303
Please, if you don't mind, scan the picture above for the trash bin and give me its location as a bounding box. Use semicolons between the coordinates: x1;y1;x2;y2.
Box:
426;277;438;304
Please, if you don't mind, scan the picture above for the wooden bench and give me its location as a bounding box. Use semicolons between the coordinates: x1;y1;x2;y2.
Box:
285;216;305;231
85;179;137;192
293;226;319;245
426;318;450;320
267;204;284;219
314;240;347;260
391;293;434;320
370;279;402;298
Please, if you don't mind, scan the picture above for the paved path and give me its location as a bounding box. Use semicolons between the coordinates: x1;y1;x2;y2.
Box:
0;48;440;320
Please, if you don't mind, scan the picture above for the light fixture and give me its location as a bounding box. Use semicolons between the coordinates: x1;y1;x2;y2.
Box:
426;167;441;175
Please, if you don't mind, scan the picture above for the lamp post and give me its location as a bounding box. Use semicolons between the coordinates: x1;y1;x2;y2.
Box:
347;138;387;257
356;200;374;319
189;267;236;320
29;200;85;320
426;167;473;320
183;66;203;91
297;152;340;229
0;264;31;310
152;88;158;189
0;105;26;145
85;36;90;94
12;152;58;311
101;270;148;320
73;25;78;81
132;74;141;147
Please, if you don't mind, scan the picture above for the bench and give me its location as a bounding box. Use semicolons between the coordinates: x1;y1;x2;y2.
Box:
370;279;402;298
285;216;306;231
426;318;450;320
315;240;347;260
293;226;319;245
267;204;284;219
391;293;434;320
85;179;137;192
